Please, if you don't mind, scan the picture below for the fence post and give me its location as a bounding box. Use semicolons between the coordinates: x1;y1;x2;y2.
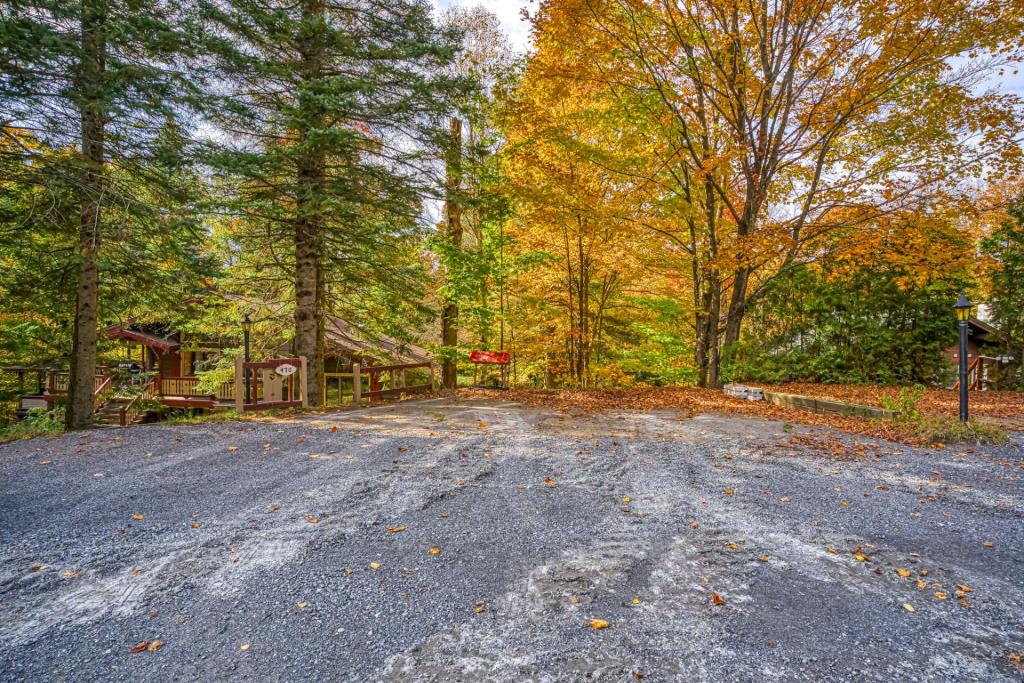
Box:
430;363;438;392
400;369;406;389
234;356;244;413
352;363;361;406
299;356;309;408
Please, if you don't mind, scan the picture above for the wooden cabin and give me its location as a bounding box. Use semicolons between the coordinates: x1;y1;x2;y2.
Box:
12;315;432;425
943;317;1013;390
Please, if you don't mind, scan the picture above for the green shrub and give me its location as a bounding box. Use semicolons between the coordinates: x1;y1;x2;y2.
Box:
0;407;65;442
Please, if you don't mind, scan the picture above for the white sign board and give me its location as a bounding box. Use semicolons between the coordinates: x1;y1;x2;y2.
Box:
275;363;298;377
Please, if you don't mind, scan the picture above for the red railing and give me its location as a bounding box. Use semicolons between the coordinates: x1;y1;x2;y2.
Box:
119;377;159;426
159;376;234;400
361;362;435;401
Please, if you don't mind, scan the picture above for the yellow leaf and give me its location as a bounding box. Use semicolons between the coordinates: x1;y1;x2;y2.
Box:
632;597;640;604
896;568;911;578
240;643;251;651
826;546;838;554
147;640;164;652
983;541;994;548
386;525;407;533
297;601;309;609
916;579;927;589
428;546;441;555
39;460;51;465
369;562;381;570
903;603;915;613
854;554;868;562
934;591;948;600
62;569;77;578
589;618;610;629
780;497;791;503
622;497;632;504
473;600;486;614
758;554;769;562
840;501;850;507
132;514;144;521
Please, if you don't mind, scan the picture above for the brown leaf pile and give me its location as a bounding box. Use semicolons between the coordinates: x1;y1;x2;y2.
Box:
459;385;1022;445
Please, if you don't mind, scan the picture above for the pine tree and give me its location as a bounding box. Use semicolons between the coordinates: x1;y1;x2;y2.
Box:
199;0;470;405
1;0;206;428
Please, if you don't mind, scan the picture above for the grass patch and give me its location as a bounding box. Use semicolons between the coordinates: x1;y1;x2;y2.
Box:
896;415;1008;445
0;408;64;443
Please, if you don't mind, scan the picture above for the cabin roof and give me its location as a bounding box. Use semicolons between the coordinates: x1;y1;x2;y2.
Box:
323;315;431;365
106;324;179;353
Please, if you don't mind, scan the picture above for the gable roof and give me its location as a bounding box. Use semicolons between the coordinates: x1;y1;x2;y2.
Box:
323;316;431;365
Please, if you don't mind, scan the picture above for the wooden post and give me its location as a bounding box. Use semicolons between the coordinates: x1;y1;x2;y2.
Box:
400;369;406;389
299;356;309;408
430;363;438;392
234;356;244;413
352;363;361;406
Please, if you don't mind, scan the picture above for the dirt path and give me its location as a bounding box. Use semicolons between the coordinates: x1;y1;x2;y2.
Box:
1;398;1022;681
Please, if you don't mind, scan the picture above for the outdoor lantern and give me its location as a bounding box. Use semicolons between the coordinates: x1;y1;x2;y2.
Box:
242;314;253;334
954;293;972;322
954;293;972;422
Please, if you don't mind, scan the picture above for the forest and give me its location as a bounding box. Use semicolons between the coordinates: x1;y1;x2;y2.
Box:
2;0;1024;430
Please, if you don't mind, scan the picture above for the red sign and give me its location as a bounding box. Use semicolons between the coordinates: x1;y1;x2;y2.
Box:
469;350;510;365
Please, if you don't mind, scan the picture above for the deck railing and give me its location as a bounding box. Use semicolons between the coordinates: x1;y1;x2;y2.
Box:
47;372;106;395
119;377;159;426
159;376;234;400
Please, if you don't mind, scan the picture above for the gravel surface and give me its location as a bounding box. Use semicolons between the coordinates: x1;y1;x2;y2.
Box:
1;397;1022;682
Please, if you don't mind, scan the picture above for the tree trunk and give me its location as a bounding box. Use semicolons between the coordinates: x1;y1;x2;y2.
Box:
66;0;107;431
441;117;463;390
292;0;326;406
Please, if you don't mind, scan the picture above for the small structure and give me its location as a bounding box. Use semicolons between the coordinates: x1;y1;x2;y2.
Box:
942;317;1011;390
468;350;511;390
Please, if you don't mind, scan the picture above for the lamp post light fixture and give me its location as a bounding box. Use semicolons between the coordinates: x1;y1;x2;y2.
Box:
242;314;253;405
954;293;972;423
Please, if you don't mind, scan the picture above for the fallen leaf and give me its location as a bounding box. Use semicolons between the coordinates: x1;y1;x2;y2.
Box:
30;564;45;572
632;597;641;604
130;567;141;575
690;521;699;529
723;489;734;495
983;541;994;548
544;477;555;486
131;641;149;654
854;554;868;562
934;591;948;600
428;546;441;555
344;567;353;575
268;503;280;512
370;562;381;570
622;497;632;504
826;546;838;554
62;569;77;578
896;568;911;578
903;603;915;613
725;543;738;550
297;601;309;609
39;460;51;465
589;618;610;629
227;446;238;452
473;600;486;614
304;513;319;524
386;525;407;533
780;497;791;503
330;426;338;433
956;583;973;593
758;555;769;562
295;436;303;444
132;514;145;521
191;523;202;529
840;501;850;507
711;592;726;606
916;579;927;589
240;643;251;651
147;640;164;652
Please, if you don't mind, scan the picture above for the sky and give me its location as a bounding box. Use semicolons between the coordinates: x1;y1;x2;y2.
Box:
432;0;1024;97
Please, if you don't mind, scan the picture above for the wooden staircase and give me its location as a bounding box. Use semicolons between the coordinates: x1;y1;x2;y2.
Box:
92;397;145;428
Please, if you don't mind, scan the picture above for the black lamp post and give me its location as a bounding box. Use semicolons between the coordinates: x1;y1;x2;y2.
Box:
954;293;972;422
242;314;252;404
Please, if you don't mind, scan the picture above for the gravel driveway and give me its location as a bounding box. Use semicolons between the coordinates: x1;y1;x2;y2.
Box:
1;397;1022;681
